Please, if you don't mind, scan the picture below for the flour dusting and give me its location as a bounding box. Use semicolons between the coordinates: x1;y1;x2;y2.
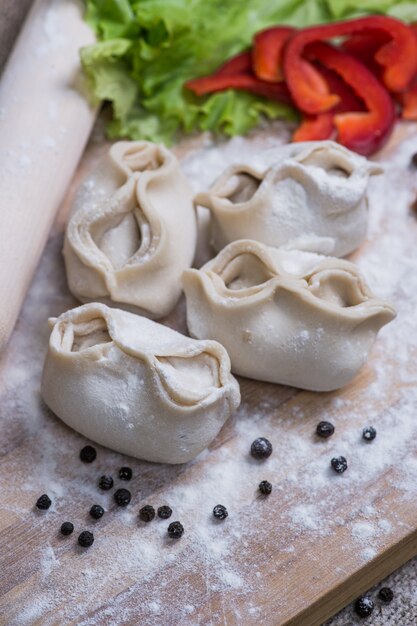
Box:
0;124;417;624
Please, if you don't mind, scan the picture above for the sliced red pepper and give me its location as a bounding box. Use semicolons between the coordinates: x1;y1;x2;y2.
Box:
397;24;417;120
293;63;364;143
186;48;292;103
284;16;417;114
293;113;334;142
212;51;252;77
252;24;339;96
186;70;292;104
302;42;395;155
400;80;417;120
342;24;417;120
318;64;365;113
341;30;389;76
252;26;295;82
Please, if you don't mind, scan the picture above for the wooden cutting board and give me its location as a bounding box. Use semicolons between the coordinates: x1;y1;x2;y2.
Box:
0;120;417;626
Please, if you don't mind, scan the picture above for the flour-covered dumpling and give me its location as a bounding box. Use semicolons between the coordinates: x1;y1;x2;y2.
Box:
194;141;381;257
41;304;240;464
183;240;396;391
64;141;197;318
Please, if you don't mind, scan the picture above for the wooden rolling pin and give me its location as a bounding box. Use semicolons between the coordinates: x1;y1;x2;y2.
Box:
0;0;97;352
0;0;33;74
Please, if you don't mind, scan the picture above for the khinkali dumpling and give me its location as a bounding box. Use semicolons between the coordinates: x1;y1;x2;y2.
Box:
194;141;381;257
183;240;396;391
64;141;197;318
41;304;240;464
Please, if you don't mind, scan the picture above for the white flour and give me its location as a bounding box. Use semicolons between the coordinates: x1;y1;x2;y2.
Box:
0;123;417;625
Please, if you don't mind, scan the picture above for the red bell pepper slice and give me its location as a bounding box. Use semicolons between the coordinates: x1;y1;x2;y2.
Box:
186;72;292;104
293;63;364;143
303;42;395;155
252;24;335;95
186;50;292;104
341;25;417;120
318;63;365;113
284;16;417;114
212;51;252;77
398;24;417;120
293;113;334;142
185;49;292;102
400;80;417;120
341;30;389;76
252;26;295;82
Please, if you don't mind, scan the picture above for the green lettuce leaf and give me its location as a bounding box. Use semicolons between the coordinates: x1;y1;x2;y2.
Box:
81;0;417;144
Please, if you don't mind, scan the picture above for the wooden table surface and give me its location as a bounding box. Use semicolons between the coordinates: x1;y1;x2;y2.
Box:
0;121;417;626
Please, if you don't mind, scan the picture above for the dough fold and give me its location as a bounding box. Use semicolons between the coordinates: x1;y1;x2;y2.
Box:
41;303;240;464
183;240;396;391
64;141;197;318
194;141;381;257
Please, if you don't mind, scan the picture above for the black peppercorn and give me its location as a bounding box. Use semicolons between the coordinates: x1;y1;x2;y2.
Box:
331;456;348;474
78;530;94;548
362;426;377;442
250;437;273;459
79;446;97;463
139;505;155;522
98;475;113;491
213;504;228;520
354;596;374;618
60;522;74;536
378;587;394;603
119;467;132;481
89;504;104;520
167;521;184;539
259;480;272;495
316;421;335;438
157;505;172;519
114;488;131;507
36;494;52;510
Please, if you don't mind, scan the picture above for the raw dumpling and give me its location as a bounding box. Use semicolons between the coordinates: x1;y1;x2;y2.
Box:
194;141;381;257
41;303;240;464
183;240;396;391
64;141;197;318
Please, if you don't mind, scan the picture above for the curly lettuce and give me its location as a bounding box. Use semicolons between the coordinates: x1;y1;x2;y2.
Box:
81;0;417;144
